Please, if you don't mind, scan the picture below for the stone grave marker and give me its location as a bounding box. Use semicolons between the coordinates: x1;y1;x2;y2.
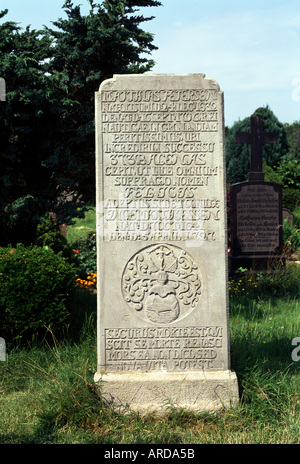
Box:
94;74;239;414
230;116;284;273
282;208;295;227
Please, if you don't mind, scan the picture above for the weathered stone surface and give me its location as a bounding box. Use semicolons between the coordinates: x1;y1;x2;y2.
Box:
283;207;295;227
94;74;238;412
94;370;239;415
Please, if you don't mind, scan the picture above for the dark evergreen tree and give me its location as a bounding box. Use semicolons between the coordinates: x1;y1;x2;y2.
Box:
0;1;161;246
0;10;55;245
44;0;161;203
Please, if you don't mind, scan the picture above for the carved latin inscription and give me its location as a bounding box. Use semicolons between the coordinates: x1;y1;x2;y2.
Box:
100;88;221;242
105;326;224;372
236;184;280;253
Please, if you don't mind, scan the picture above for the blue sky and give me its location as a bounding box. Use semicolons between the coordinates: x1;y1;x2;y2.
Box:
3;0;300;126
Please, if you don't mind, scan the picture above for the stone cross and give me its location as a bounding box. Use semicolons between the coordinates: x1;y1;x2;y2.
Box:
235;116;278;181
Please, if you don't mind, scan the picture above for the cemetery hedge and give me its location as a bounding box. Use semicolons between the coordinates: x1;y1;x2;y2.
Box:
0;244;77;343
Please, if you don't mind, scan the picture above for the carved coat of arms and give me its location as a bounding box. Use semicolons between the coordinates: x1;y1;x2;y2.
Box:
122;244;202;324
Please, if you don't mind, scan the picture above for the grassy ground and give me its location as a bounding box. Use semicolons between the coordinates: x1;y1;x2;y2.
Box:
66;206;96;244
1;265;299;444
1;208;300;444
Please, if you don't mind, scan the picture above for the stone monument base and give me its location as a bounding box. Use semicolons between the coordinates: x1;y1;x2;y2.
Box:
94;370;239;415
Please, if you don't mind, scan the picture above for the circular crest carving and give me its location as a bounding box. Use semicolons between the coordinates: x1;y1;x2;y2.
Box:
121;244;201;324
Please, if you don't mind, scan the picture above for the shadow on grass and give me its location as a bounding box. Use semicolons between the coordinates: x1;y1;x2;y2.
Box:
231;333;299;375
69;289;97;343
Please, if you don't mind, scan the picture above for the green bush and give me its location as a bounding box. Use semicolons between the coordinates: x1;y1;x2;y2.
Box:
283;219;300;254
282;188;300;211
0;244;77;342
294;209;300;229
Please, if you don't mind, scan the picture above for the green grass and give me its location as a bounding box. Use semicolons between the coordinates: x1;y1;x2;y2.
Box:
1;208;299;444
1;265;300;444
66;206;96;244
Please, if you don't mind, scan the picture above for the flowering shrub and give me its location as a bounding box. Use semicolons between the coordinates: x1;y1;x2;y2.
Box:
229;263;300;300
0;244;76;342
229;274;259;298
76;272;97;291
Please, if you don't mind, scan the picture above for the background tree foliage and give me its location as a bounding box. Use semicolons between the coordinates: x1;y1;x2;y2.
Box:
0;10;56;245
226;107;300;210
284;120;300;160
0;0;161;246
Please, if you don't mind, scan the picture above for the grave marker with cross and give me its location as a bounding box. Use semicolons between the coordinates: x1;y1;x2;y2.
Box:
235;116;278;181
230;114;284;274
